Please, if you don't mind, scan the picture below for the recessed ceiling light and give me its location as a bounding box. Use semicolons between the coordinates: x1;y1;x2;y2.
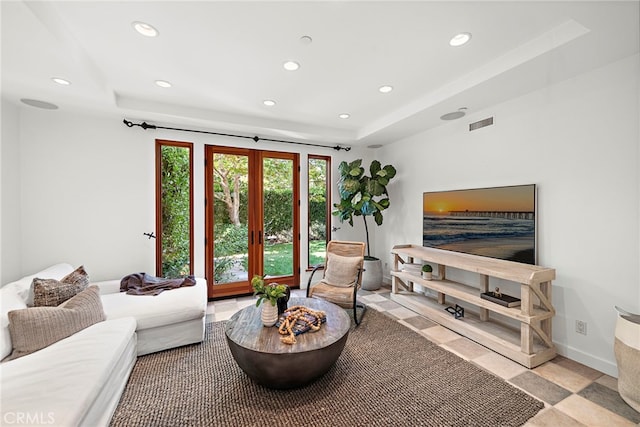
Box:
339;113;350;119
440;107;468;121
283;61;300;71
300;35;313;45
379;85;393;93
263;100;276;107
132;21;158;37
155;80;172;88
368;144;383;149
20;99;59;110
450;32;472;47
51;77;71;86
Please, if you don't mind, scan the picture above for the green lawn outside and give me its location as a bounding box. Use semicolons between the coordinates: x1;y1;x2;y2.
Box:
263;240;326;276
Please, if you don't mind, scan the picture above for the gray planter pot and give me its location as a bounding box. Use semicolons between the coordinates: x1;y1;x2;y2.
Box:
361;258;382;291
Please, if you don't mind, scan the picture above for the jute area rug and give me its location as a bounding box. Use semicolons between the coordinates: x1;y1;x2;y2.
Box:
110;309;543;427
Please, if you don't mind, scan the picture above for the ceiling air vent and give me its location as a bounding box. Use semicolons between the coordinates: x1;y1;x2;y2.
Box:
469;117;493;131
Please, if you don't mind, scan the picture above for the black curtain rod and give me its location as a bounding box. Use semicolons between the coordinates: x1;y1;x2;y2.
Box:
122;119;351;151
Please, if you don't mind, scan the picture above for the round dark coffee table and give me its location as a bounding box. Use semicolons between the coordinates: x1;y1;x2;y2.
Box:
225;297;350;389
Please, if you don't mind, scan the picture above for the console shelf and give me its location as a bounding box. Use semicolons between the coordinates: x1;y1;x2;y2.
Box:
390;244;556;368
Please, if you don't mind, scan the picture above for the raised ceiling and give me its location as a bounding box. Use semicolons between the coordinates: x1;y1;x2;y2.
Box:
2;1;638;147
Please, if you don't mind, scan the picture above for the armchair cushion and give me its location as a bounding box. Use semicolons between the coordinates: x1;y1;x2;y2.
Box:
308;282;354;308
324;253;362;288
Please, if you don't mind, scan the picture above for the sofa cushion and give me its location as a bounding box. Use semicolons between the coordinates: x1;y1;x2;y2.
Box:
324;252;362;288
6;285;105;360
0;316;137;426
33;265;90;307
100;278;206;330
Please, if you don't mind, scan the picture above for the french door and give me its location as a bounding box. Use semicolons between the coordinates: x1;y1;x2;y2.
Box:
205;146;299;298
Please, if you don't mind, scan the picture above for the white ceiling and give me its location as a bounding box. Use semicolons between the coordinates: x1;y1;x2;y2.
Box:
2;1;638;148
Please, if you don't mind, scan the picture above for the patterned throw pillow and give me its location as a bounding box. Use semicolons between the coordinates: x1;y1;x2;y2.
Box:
6;285;105;360
32;265;90;307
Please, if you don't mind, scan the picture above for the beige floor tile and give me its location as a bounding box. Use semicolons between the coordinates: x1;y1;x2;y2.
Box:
421;325;461;344
523;407;586;427
473;351;528;380
213;299;239;310
237;299;256;309
552;356;604;381
402;315;438;331
554;394;636;427
213;310;237;322
360;293;388;303
595;374;618;391
206;303;216;314
534;361;593;393
386;306;419;320
441;337;491;361
363;302;386;312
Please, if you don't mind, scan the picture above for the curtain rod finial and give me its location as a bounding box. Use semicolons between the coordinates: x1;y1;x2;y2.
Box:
253;136;260;142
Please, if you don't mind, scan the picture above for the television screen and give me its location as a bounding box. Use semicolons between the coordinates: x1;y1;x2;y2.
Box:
423;184;536;264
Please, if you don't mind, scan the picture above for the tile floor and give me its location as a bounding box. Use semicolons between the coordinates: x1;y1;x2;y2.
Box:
207;285;640;427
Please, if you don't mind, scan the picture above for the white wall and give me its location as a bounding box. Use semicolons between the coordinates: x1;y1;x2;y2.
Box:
7;106;366;282
1;99;22;284
374;54;640;376
17;110;156;280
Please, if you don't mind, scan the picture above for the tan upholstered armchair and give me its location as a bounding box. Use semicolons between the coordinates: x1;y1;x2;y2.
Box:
306;240;366;325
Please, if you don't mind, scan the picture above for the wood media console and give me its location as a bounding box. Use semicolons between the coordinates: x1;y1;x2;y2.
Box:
390;244;556;368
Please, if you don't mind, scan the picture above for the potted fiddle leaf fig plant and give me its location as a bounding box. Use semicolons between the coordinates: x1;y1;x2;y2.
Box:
251;275;287;327
332;159;397;290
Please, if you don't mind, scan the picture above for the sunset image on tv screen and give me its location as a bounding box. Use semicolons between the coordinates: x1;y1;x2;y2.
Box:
423;185;536;264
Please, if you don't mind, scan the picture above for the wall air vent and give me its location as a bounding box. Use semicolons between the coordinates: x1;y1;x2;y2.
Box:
469;117;494;131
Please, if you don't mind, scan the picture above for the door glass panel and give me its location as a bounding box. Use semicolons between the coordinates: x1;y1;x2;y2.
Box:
308;156;329;267
263;157;294;277
212;153;249;285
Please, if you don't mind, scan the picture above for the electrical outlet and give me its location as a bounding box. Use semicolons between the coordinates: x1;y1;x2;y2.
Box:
575;320;587;335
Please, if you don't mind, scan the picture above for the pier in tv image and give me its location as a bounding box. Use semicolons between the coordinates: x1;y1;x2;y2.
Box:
423;184;536;265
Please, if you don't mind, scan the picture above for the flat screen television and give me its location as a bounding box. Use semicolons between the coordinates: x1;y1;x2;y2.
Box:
423;184;537;264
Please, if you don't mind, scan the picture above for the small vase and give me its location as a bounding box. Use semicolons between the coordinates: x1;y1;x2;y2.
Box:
277;285;291;315
422;272;432;280
261;302;278;327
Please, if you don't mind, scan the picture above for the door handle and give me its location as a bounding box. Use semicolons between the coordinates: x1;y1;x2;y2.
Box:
259;231;263;244
251;231;254;245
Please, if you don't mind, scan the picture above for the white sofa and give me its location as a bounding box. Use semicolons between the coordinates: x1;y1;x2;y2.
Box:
0;263;207;426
